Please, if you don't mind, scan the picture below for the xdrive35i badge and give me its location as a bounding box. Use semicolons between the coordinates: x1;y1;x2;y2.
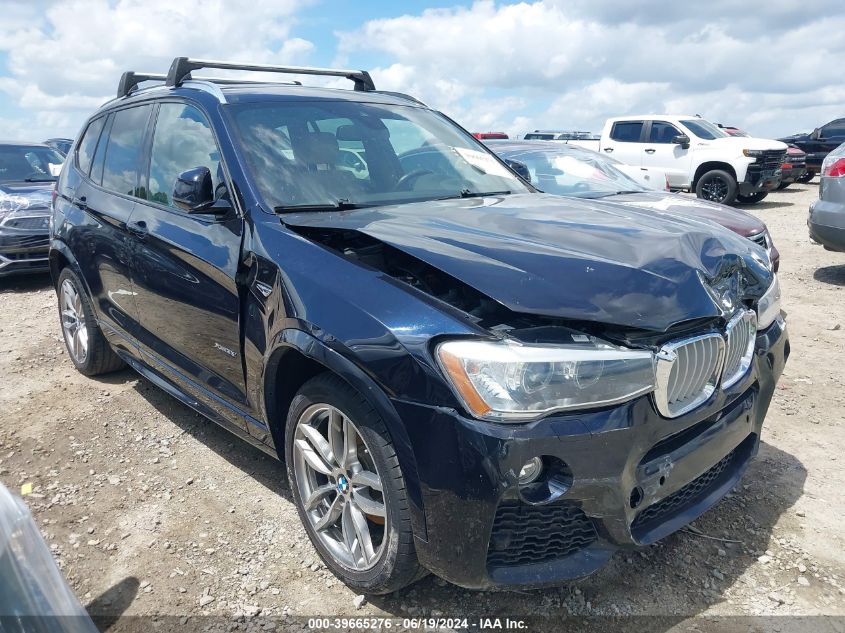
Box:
213;342;237;358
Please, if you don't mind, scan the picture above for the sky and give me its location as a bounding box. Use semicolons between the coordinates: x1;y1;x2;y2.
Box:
1;0;843;142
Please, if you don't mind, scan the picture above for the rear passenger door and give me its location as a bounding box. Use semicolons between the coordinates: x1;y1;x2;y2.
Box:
128;101;248;422
603;120;645;167
67;105;153;347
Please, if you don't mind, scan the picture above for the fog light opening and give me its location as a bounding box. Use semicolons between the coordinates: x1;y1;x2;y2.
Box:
518;457;543;485
630;486;644;509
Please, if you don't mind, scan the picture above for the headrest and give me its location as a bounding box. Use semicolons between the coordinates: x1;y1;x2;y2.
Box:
335;124;362;141
297;132;339;167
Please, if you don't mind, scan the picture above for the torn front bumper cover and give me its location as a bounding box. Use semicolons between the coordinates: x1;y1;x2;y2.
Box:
397;318;789;589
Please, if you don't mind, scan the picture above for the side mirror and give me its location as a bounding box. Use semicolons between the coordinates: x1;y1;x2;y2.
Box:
172;166;219;214
503;158;531;183
671;134;690;148
810;128;821;140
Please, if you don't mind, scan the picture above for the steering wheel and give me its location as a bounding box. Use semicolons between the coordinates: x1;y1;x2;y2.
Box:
395;169;434;191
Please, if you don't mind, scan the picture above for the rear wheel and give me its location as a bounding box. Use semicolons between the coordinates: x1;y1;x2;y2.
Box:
695;170;737;205
735;191;768;204
797;172;815;183
57;268;125;376
285;373;421;594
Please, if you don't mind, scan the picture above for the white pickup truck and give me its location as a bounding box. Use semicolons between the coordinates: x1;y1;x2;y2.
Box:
567;115;788;205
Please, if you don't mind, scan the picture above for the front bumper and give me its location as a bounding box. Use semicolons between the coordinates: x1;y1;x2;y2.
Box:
398;318;789;589
738;169;781;195
780;165;808;184
0;229;50;277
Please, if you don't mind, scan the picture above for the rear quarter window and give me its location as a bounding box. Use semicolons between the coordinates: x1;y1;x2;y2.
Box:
76;117;106;176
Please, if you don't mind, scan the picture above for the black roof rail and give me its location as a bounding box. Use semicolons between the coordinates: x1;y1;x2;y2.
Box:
374;91;426;106
166;57;375;92
117;72;167;98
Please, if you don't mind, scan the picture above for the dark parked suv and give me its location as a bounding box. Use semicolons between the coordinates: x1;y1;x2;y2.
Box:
780;117;845;181
1;142;64;277
51;58;789;593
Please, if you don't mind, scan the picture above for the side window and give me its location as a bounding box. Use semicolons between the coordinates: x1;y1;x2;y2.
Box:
147;103;221;208
821;120;845;138
76;117;106;175
101;105;153;196
610;121;644;143
383;119;434;155
648;121;681;144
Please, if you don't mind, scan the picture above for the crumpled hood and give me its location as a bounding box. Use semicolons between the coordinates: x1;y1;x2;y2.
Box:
282;193;773;332
594;191;766;238
0;181;54;212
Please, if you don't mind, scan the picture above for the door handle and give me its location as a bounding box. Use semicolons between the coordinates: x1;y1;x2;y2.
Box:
603;148;614;153
127;220;149;239
644;148;656;154
72;196;87;210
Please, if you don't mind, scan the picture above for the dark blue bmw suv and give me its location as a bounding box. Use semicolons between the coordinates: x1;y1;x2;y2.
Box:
50;58;788;594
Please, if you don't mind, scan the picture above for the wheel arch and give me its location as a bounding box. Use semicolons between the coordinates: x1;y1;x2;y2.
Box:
692;161;738;188
263;328;427;540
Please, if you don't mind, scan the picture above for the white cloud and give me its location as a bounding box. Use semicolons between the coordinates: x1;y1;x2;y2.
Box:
339;0;845;138
0;0;316;140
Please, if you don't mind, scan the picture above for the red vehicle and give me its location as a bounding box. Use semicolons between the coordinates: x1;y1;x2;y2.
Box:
778;145;809;189
472;132;509;140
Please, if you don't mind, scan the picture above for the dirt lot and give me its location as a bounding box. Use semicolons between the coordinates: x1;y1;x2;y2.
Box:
1;183;844;629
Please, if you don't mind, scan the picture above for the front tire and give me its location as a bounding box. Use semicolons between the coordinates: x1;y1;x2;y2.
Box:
777;182;791;190
735;191;768;204
285;373;421;594
56;268;125;376
695;169;737;205
797;171;815;184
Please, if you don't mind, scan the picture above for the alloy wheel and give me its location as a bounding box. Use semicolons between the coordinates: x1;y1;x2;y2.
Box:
60;278;88;364
293;404;387;571
701;177;729;202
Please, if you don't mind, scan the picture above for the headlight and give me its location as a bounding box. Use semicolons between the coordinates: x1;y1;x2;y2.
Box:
756;276;781;330
436;338;656;421
743;149;764;158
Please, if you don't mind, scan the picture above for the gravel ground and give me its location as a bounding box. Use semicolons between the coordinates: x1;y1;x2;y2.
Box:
1;183;844;629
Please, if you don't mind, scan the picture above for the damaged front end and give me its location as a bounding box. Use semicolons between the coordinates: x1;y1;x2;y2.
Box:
0;188;52;277
276;193;788;589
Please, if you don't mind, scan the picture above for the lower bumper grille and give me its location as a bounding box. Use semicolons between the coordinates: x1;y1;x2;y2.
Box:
487;501;597;568
631;438;748;537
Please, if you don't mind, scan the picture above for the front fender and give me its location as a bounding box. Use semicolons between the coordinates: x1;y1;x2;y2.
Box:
264;328;428;541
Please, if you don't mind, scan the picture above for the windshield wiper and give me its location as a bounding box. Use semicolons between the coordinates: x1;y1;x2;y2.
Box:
274;199;361;213
437;189;512;201
24;177;57;182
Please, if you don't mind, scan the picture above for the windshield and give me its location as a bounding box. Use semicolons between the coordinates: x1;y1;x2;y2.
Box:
0;145;64;183
493;146;646;198
680;119;728;140
227;101;530;210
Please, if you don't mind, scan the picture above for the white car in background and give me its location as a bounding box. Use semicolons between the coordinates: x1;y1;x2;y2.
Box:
564;115;787;205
